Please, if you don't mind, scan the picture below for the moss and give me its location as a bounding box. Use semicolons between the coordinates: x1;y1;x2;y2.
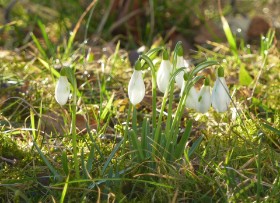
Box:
0;134;25;160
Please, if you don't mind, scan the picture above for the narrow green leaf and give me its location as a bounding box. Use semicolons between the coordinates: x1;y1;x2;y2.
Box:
81;148;91;179
33;141;61;180
60;67;75;86
86;144;95;172
30;32;47;58
60;175;69;203
38;58;60;78
188;135;204;157
37;20;55;55
170;67;187;82
141;118;148;158
101;138;124;175
239;64;253;86
174;120;192;159
221;16;237;56
101;93;114;120
130;130;144;160
191;60;219;76
62;151;69;175
262;123;280;136
145;47;163;57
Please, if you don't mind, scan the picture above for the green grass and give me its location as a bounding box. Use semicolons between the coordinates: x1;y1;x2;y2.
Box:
1;0;280;202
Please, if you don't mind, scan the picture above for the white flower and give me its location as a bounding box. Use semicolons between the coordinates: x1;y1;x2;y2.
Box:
128;70;145;105
55;76;70;105
157;59;172;93
211;77;230;112
186;86;198;110
180;81;198;110
196;78;211;113
175;55;186;89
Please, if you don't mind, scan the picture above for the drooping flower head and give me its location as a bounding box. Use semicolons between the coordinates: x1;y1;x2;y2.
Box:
186;85;198;110
180;73;198;110
55;76;71;105
175;45;186;89
157;50;172;93
211;67;230;112
128;60;145;105
197;77;211;113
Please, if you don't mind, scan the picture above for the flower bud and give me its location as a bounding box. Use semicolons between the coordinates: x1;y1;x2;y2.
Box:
128;70;145;105
211;68;230;112
55;76;71;105
175;55;185;89
186;86;198;110
196;77;211;113
157;51;172;93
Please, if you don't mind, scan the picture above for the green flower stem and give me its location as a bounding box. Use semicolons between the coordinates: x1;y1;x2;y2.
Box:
163;41;182;158
139;55;157;130
153;86;169;157
71;78;80;180
164;82;189;159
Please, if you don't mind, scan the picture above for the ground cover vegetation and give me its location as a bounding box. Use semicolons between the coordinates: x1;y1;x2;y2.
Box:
0;0;280;202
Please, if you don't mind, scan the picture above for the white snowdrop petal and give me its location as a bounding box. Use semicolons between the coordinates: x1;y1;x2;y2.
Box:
197;86;211;113
175;56;185;89
128;70;145;105
211;77;230;112
55;76;70;105
157;60;172;93
186;86;198;110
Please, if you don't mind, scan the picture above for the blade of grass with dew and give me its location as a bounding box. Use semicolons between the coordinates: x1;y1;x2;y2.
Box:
221;16;238;57
30;32;47;59
174;120;192;159
60;175;69;203
37;20;55;56
101;93;114;120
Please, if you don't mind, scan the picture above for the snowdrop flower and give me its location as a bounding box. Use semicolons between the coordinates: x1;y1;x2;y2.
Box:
55;76;71;105
180;77;198;110
211;67;231;112
128;62;145;105
175;46;186;89
157;50;172;93
186;86;198;110
196;77;211;113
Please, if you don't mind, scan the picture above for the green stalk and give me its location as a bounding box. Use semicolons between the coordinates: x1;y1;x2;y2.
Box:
71;78;80;179
139;55;157;130
164;83;189;159
164;79;175;140
164;41;182;155
153;87;169;157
